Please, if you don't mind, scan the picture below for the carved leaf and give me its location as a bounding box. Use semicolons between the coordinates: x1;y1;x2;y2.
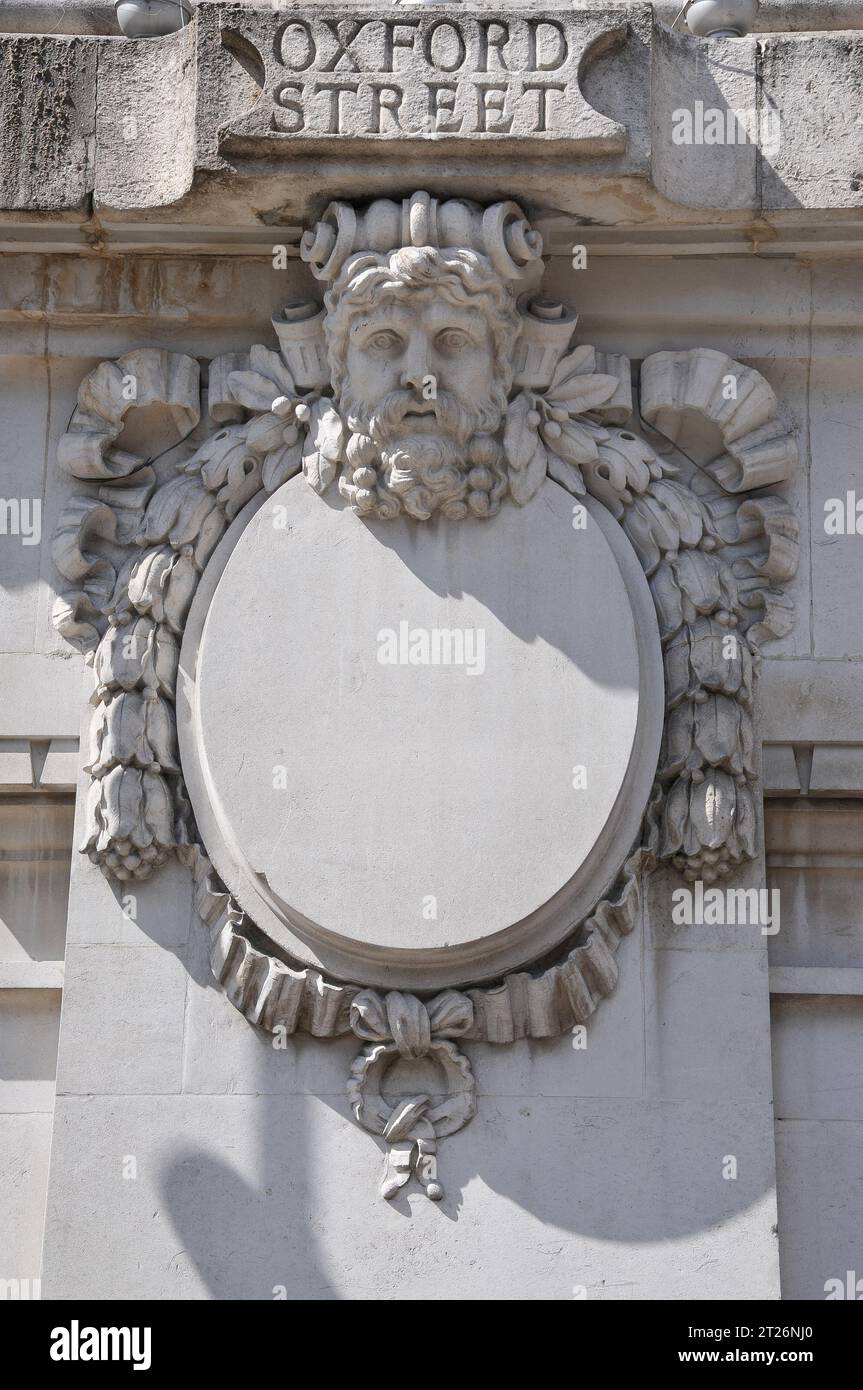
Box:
105;691;152;768
504;393;547;505
97;766;144;848
623;503;663;575
631;492;681;554
302;400;344;494
688;771;736;850
673;549;725;614
735;783;758;857
509;438;547;505
250;345;296;397
693;694;743;770
141;771;176;849
95;765;176;858
244;412;286;458
228;364;291;413
547;372;619;414
660;775;691;856
548;344;595;389
187;427;250;492
143;693;179;774
148;624;180;697
597;432;655;496
127;547;174;621
193;507;229;570
503;392;538;469
95;617;151;694
546;418;599;467
689;617;743;696
162;553;198;634
651;479;704;548
663;628;697;708
649;565;684;640
137;475;215;548
169;489;221;550
263;437;303;494
216;458;264;523
228;352;296;413
661;702;696;780
547;452;585;495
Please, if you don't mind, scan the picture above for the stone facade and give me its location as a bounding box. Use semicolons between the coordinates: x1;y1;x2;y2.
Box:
1;0;862;1301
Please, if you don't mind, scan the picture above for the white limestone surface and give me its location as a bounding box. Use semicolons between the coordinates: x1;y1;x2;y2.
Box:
179;475;662;988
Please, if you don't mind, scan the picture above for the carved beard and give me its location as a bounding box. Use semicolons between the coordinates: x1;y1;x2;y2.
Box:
338;388;507;521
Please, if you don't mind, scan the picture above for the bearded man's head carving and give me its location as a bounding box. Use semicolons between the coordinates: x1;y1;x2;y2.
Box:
299;195;545;520
325;246;520;520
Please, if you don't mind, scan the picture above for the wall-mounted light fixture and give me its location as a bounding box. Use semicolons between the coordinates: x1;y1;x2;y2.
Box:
685;1;758;36
115;0;192;38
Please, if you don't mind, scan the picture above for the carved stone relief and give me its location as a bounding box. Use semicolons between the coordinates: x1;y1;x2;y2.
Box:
52;192;798;1200
200;8;629;152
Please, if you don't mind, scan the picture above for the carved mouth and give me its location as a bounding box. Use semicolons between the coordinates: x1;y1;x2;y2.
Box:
396;405;442;434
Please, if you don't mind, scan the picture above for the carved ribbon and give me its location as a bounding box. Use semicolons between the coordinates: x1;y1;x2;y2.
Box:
350;989;473;1053
348;990;476;1202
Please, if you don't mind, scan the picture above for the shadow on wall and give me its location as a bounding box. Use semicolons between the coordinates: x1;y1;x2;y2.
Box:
150;915;775;1299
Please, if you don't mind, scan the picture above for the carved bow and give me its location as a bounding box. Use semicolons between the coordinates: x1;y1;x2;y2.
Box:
348;989;475;1202
350;988;473;1055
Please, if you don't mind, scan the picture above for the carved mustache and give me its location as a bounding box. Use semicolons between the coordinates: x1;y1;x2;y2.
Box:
344;387;498;445
369;389;468;441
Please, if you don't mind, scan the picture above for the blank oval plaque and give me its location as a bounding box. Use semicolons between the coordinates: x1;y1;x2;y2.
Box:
178;475;663;990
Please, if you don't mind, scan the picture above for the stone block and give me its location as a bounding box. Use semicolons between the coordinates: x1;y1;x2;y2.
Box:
0;1112;53;1286
809;355;863;659
94;23;196;211
0;655;86;738
38;738;79;788
773;996;863;1122
41;1093;779;1300
0;739;33;788
0;988;61;1114
646;859;773;953
763;744;801;795
55;946;187;1096
765;799;863;969
645;946;773;1102
0;798;74;965
759;661;863;745
0;356;51;653
650;24;757;211
760;34;863;211
0;36;96;211
810;744;863;795
195;5;628;162
775;1120;863;1300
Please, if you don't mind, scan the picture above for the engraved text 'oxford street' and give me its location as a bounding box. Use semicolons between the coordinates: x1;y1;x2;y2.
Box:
215;10;627;147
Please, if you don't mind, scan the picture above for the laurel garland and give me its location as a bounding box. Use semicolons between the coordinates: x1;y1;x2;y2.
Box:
52;337;797;1037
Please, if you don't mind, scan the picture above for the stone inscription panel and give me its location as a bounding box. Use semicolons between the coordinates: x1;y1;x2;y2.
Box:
206;6;627;149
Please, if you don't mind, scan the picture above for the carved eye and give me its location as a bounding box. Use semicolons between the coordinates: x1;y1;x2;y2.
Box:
366;330;402;353
435;329;470;353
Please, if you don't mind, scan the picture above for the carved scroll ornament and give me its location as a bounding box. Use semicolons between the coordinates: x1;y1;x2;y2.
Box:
52;192;798;1199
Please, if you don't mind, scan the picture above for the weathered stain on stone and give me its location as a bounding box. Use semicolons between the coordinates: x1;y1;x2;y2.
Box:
0;35;96;211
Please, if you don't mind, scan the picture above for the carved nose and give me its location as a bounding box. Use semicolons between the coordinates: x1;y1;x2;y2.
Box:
400;339;430;392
